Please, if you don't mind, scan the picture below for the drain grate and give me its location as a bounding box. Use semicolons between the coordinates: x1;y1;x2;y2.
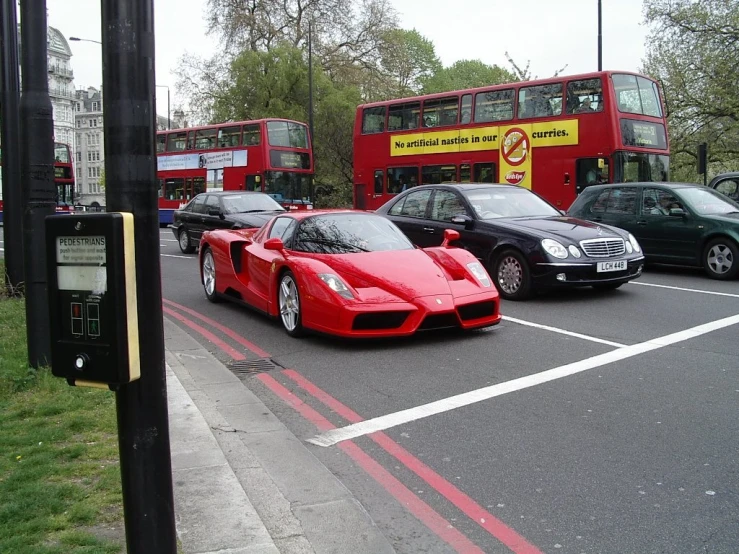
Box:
228;358;284;376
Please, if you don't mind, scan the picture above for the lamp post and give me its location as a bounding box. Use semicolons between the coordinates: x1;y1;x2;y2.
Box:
69;36;102;45
597;0;602;71
155;85;170;129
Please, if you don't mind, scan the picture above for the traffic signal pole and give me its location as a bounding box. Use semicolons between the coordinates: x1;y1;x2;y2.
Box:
100;0;177;550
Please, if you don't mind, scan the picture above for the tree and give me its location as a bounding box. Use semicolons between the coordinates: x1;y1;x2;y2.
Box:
422;59;517;94
99;168;105;192
642;0;739;181
377;29;441;97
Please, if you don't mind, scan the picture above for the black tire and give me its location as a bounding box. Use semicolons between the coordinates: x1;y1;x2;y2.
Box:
201;248;221;303
277;270;304;337
178;228;195;254
592;282;623;291
492;249;533;301
703;238;739;280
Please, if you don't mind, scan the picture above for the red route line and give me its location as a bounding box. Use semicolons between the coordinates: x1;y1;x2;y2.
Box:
163;298;272;358
162;306;246;361
257;373;485;554
283;369;543;554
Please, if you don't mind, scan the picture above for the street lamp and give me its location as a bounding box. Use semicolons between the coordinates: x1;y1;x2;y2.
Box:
69;36;102;45
155;85;170;130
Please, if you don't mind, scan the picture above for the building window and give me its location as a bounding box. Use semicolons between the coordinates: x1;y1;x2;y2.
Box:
92;102;98;111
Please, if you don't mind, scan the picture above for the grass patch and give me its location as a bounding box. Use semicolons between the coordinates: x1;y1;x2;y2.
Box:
0;261;125;553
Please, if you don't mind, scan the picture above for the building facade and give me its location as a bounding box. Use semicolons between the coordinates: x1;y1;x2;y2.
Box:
74;87;105;206
47;27;76;154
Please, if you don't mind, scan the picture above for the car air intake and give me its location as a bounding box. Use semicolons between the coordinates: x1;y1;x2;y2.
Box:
457;301;496;321
352;312;410;330
419;313;459;330
579;238;625;258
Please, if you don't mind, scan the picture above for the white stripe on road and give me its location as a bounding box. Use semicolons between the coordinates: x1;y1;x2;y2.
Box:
629;281;739;299
503;316;627;348
161;254;193;259
307;313;739;447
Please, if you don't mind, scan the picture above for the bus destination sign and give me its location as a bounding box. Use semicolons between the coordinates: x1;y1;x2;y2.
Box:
620;119;667;150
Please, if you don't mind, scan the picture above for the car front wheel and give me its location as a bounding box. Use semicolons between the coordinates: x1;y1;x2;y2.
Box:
278;271;304;337
493;249;533;301
201;248;220;302
703;238;738;280
178;228;195;254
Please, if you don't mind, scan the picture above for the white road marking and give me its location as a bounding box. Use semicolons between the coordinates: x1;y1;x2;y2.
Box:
503;316;627;348
629;281;739;299
161;254;192;259
160;239;178;242
307;313;739;447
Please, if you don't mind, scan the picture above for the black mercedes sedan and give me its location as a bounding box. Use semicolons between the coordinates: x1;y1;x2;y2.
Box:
170;191;285;253
376;183;645;300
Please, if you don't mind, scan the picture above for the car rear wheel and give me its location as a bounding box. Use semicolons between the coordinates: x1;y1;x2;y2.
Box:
278;271;304;337
201;248;220;302
493;249;532;301
703;238;738;280
178;228;195;254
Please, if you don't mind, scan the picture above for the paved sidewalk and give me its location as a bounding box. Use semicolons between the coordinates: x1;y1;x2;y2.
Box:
164;317;396;554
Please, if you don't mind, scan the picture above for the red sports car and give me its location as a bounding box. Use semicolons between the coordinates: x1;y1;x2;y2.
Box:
198;210;502;338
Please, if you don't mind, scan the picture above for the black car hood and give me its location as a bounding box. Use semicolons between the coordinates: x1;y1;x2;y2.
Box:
482;216;626;242
226;211;284;228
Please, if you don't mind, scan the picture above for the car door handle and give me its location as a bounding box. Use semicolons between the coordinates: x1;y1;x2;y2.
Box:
591;217;603;222
422;227;435;233
636;220;648;225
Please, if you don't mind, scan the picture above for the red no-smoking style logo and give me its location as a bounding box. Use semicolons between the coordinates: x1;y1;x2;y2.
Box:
501;127;530;167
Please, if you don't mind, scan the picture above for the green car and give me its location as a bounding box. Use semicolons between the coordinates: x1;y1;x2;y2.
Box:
567;183;739;280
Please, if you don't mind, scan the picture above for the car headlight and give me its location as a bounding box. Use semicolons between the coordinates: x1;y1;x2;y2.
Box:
625;241;633;253
466;262;491;287
542;239;568;259
628;233;641;253
317;273;353;299
568;245;582;258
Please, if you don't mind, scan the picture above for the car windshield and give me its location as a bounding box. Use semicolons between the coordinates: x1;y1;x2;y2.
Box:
295;213;414;254
220;193;285;214
462;187;561;219
679;187;739;216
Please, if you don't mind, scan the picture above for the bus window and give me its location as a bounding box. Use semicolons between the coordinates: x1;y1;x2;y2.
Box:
473;163;495;183
164;177;185;200
611;74;663;117
243;123;261;145
388;102;420;131
187;131;197;150
460;164;471;183
460;94;472;124
566;78;604;114
193;177;206;196
362;107;386;134
474;89;514;123
217;126;241;147
195;128;217;150
387;167;418;194
422;97;458;128
166;131;187;152
156;133;166;153
422;165;457;184
157;178;164;197
374;170;383;195
576;158;609;194
267;121;308;148
518;83;563;118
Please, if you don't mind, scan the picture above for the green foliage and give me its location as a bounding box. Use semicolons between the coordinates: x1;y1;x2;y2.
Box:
422;59;517;94
378;29;441;97
642;0;739;182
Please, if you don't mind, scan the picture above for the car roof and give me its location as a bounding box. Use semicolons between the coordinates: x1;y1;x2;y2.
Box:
579;182;702;193
196;191;269;196
276;209;377;221
405;183;526;191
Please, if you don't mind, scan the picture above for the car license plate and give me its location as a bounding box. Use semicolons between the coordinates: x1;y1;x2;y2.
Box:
597;260;627;273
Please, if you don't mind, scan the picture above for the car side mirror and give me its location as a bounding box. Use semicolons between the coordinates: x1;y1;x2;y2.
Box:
264;237;285;251
207;208;222;217
441;229;460;248
450;214;474;230
669;208;686;217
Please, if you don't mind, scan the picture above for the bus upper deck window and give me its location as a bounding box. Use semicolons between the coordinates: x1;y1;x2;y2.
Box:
243;124;261;146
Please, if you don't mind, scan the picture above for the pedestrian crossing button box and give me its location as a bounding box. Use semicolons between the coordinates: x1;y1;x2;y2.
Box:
46;212;140;389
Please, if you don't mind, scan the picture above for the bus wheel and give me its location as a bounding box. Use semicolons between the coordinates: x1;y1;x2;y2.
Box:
493;249;532;301
178;228;195;254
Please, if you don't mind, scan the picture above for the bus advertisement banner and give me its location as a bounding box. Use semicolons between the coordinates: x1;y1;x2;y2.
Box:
389;119;579;189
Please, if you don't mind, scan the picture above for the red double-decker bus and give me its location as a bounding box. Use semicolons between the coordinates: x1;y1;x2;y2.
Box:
156;118;314;224
353;70;670;211
0;142;75;223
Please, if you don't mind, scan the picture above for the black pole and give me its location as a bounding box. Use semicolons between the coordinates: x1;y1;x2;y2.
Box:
308;20;314;145
0;0;25;295
100;0;177;551
19;0;55;367
597;0;602;71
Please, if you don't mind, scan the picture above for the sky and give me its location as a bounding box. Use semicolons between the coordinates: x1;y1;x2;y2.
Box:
46;0;651;120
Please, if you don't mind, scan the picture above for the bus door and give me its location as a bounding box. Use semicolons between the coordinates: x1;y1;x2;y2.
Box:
355;183;367;210
245;174;261;192
576;157;609;195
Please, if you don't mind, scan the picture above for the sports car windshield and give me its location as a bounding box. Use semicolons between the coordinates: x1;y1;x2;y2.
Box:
462;187;560;219
678;187;739;216
221;193;286;214
295;213;414;254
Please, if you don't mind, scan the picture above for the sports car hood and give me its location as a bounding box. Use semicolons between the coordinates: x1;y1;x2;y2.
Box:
483;216;625;242
227;211;284;228
315;249;453;301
